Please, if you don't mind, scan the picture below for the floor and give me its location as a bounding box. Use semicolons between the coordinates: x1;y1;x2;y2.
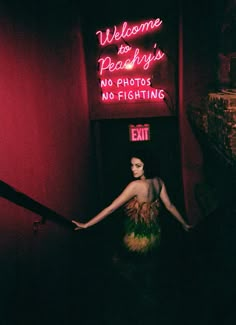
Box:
74;205;236;325
3;205;236;325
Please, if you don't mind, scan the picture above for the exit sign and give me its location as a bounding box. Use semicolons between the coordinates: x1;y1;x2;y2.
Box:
129;124;150;142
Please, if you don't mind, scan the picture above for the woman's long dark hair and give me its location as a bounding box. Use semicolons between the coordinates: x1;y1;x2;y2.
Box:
129;149;160;179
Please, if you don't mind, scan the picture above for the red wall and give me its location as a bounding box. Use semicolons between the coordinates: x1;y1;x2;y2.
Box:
0;15;91;322
0;21;91;215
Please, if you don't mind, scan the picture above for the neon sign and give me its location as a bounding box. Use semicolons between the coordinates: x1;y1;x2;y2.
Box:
100;77;164;102
96;18;166;104
129;124;150;141
96;19;163;46
98;47;165;75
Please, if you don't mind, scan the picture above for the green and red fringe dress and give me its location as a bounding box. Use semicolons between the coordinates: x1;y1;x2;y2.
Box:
123;196;161;254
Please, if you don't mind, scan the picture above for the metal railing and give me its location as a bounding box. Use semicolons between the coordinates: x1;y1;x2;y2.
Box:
0;180;74;231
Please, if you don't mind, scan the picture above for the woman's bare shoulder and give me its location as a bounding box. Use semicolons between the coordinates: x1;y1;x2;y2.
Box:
125;180;139;189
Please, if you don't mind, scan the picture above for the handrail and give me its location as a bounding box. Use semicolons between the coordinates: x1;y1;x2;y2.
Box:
0;180;74;230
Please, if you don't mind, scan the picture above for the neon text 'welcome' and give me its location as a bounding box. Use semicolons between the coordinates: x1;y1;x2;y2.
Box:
96;18;162;46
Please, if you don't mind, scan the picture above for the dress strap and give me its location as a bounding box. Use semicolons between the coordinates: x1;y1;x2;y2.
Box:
152;177;162;197
157;177;162;192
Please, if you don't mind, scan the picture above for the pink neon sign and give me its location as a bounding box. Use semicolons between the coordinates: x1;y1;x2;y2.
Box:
96;18;166;104
100;76;164;102
98;47;165;75
96;19;163;46
101;89;164;102
100;77;152;88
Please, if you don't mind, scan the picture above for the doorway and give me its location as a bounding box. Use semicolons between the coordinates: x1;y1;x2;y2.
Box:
92;116;184;209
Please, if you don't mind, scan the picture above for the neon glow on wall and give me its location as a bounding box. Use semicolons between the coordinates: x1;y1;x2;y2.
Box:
96;18;166;103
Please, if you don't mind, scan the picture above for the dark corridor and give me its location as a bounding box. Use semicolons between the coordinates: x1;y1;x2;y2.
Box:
92;116;184;211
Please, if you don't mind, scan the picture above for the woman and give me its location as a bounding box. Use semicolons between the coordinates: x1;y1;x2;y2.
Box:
72;150;191;254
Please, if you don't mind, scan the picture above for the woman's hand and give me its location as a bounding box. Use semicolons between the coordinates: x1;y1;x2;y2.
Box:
182;223;193;232
72;220;87;230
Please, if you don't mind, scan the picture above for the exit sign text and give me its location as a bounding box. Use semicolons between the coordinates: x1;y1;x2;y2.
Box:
129;124;150;142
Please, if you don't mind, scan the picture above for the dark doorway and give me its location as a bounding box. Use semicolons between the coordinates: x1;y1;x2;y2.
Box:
92;116;184;210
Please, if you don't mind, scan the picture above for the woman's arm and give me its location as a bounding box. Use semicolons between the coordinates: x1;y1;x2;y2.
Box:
159;179;192;231
72;181;136;230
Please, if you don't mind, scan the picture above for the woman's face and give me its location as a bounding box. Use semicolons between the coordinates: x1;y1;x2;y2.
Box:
130;157;145;179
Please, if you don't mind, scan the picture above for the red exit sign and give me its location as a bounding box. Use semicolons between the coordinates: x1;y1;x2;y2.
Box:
129;124;150;142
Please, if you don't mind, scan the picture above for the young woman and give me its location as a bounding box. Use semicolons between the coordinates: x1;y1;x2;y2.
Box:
72;150;192;254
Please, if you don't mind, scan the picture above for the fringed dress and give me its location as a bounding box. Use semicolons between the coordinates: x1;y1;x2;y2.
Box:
123;195;162;255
